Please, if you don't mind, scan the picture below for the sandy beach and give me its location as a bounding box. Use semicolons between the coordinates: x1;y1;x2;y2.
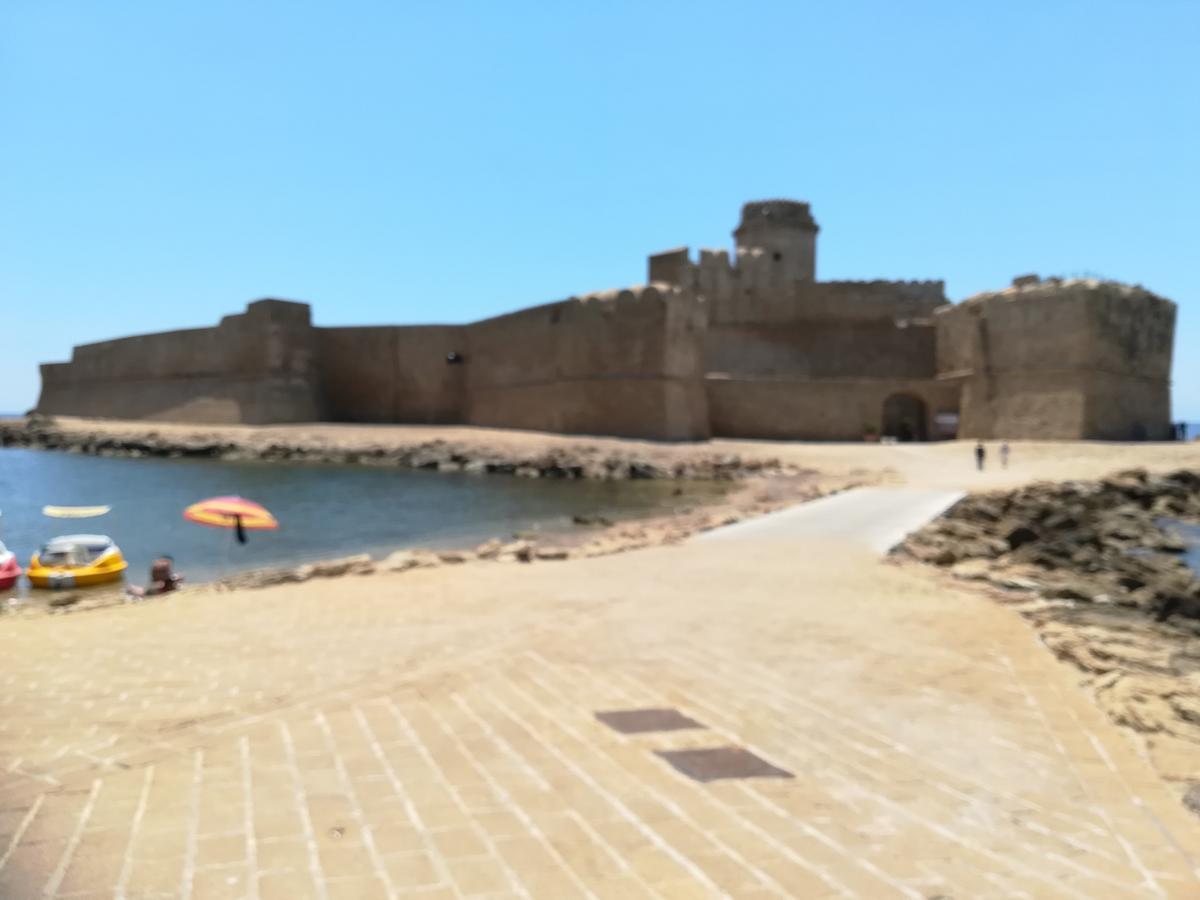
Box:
1;424;1199;897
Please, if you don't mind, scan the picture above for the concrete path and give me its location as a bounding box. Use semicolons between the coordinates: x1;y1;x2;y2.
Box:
696;487;965;553
2;533;1198;898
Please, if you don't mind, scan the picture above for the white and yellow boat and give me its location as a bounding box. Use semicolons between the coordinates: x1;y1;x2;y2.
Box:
27;535;128;590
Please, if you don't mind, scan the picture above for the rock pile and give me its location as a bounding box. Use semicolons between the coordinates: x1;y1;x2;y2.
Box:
896;468;1200;620
897;468;1200;800
1019;598;1200;794
0;419;802;482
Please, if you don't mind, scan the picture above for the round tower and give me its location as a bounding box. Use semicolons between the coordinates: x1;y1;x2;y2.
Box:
733;200;819;281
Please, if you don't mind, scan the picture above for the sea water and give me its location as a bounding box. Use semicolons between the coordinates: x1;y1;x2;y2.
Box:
1177;520;1200;575
0;448;725;590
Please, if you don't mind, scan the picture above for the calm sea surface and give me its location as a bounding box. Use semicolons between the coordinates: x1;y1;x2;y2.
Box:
0;448;725;592
1178;521;1200;574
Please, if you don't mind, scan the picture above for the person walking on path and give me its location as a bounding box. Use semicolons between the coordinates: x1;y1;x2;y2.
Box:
975;441;986;471
1000;442;1010;469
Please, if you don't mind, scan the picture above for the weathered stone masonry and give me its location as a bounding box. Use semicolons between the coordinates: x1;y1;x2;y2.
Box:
35;200;1176;441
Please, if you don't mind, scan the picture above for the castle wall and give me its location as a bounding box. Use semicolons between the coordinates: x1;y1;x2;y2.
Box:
706;376;960;441
933;302;977;377
648;248;691;287
33;202;1176;443
938;281;1175;440
705;321;936;380
704;274;946;327
34;289;709;440
36;300;323;424
461;285;709;440
37;367;278;425
698;277;947;433
1086;287;1175;380
317;326;465;424
1082;290;1175;439
1084;371;1173;440
953;372;1088;440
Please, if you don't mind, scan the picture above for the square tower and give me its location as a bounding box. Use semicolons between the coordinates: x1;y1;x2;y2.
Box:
936;279;1175;439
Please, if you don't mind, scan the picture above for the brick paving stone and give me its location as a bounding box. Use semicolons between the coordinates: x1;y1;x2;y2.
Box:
188;866;252;900
257;867;322;900
254;836;308;872
396;889;456;900
52;852;124;895
366;824;423;857
472;810;530;842
316;840;375;878
1;538;1199;897
588;874;661;899
427;825;489;860
379;849;441;889
442;854;519;895
323;873;391;899
123;855;186;894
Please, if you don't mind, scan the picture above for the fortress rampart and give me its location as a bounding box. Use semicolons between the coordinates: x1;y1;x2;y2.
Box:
38;300;322;425
935;279;1176;440
35;203;1176;441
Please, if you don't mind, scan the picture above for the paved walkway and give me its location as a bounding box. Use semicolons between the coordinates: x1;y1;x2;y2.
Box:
1;533;1198;897
694;488;964;553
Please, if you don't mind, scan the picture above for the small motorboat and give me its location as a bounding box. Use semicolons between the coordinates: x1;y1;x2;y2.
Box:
27;534;128;590
0;540;20;592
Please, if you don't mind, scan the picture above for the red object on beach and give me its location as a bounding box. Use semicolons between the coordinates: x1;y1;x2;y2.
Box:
0;541;21;591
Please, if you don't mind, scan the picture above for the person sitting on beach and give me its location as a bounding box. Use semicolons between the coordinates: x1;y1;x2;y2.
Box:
149;556;183;595
126;556;183;600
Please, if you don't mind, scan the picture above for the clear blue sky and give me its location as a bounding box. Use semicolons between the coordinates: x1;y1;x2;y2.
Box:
2;1;1196;418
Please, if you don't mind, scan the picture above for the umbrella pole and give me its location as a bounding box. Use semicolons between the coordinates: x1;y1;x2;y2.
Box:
223;526;235;582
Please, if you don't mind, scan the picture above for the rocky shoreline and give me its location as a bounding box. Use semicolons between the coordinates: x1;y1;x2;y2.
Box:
895;468;1200;620
895;468;1200;798
3;472;851;617
0;417;805;481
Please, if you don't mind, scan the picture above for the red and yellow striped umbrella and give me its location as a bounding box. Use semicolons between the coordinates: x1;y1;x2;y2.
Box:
183;496;278;531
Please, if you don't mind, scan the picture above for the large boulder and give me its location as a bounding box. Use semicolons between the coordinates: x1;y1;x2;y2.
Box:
499;540;534;563
303;554;376;578
474;539;504;560
382;549;441;572
1005;525;1040;551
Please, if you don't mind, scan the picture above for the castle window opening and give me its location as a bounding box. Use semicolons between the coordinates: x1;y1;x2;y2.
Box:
772;252;782;262
446;351;464;365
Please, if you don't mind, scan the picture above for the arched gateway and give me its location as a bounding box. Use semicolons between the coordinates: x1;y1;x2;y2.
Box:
882;394;927;441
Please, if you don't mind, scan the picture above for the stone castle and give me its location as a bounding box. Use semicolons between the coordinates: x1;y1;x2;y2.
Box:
36;200;1176;441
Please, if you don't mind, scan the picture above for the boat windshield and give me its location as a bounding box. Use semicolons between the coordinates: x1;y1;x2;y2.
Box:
39;541;110;567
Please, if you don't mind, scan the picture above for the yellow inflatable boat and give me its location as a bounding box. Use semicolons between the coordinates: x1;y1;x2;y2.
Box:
27;535;128;590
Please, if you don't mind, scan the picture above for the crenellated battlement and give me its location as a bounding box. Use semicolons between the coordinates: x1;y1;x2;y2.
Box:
822;279;945;288
735;200;819;234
